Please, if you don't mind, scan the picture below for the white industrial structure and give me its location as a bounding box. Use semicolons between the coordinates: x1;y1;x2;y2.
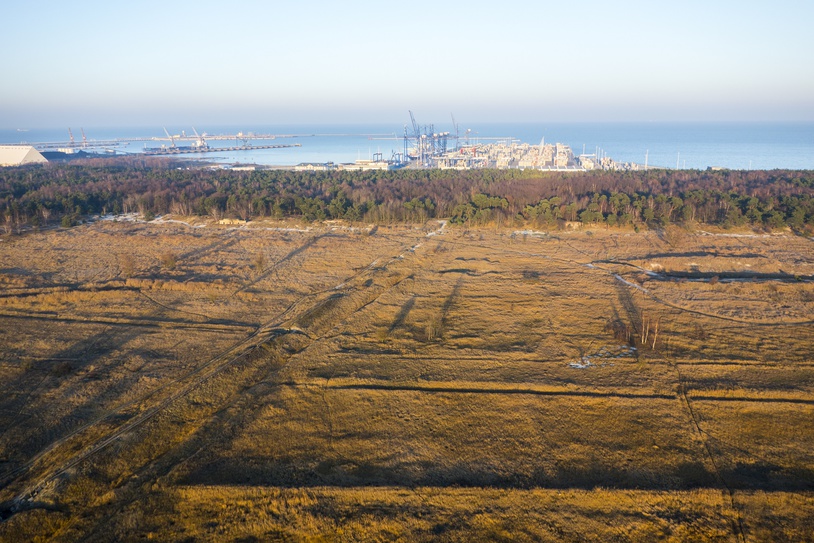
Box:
0;145;47;167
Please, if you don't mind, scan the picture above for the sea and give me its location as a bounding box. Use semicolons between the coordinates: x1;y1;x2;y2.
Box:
2;122;813;171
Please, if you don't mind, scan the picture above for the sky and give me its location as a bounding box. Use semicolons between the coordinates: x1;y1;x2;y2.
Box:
2;0;814;127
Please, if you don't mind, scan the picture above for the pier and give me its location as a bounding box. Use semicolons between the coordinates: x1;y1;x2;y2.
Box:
143;143;302;156
19;129;306;152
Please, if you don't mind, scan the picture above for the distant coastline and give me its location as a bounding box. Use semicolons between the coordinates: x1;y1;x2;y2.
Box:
1;122;813;170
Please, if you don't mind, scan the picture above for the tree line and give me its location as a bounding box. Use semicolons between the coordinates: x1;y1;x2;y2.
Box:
1;158;813;233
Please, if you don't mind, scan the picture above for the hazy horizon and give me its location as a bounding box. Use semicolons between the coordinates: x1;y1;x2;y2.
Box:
3;1;813;127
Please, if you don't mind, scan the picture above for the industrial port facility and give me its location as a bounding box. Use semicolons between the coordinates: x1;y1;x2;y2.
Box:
3;114;641;171
294;112;640;172
398;111;633;171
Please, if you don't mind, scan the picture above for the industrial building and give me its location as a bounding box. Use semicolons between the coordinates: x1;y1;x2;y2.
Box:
338;159;398;171
427;140;644;172
402;113;643;171
0;145;47;167
294;162;337;172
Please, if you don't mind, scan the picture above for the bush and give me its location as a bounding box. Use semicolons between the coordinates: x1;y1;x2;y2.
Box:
160;252;178;271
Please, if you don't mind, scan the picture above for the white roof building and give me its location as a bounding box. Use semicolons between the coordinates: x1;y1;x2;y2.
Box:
0;145;47;166
337;159;395;171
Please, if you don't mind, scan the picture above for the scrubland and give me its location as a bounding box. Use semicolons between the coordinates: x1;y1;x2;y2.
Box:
0;217;812;542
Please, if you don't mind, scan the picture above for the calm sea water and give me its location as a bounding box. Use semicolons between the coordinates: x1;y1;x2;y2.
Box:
2;122;813;170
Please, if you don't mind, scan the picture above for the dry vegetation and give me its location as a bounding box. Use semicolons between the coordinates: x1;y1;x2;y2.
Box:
0;217;812;542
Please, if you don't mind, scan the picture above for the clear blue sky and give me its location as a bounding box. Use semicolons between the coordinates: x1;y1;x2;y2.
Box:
2;0;813;127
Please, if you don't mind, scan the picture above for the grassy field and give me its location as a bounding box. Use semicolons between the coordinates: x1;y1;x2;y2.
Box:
0;217;812;542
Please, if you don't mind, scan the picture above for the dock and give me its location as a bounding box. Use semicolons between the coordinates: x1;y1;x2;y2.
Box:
143;143;302;156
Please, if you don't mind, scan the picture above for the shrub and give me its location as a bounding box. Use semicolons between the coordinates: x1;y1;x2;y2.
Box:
160;252;178;271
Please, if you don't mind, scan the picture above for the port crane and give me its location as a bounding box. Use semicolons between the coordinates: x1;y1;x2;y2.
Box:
535;136;545;168
191;127;208;150
141;126;300;156
402;111;455;166
236;132;252;147
409;111;421;141
163;127;176;148
451;114;460;152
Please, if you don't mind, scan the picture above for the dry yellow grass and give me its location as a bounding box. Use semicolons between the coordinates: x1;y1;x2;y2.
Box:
0;219;812;541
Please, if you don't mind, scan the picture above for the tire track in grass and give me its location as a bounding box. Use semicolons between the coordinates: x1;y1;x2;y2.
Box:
666;346;747;543
230;234;326;296
29;237;434;529
472;238;814;326
0;225;443;522
0;234;332;504
317;381;676;400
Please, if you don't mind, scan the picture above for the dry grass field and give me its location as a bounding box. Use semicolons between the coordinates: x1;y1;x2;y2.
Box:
0;217;812;542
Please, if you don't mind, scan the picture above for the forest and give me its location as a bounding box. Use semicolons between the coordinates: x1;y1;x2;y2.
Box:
1;158;814;232
2;158;814;541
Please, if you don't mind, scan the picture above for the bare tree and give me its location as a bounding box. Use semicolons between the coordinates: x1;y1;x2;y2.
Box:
640;313;662;351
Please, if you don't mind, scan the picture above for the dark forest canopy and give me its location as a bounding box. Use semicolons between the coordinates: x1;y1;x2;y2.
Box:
1;158;814;233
